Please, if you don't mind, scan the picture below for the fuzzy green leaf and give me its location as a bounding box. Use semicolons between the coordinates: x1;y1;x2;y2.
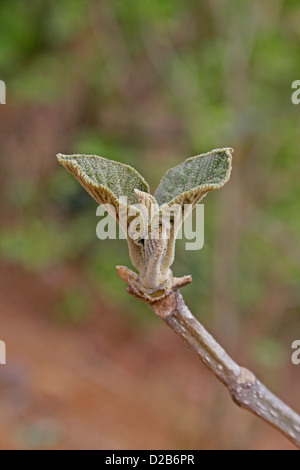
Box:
154;148;233;207
57;154;150;208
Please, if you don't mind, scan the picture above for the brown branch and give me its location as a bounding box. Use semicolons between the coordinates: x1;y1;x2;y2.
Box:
147;289;300;448
116;265;300;447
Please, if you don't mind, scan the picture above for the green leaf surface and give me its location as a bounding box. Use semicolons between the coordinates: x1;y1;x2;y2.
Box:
57;154;150;207
154;148;233;207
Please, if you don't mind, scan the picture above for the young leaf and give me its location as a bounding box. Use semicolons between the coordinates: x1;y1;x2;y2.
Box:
57;154;150;208
154;148;233;207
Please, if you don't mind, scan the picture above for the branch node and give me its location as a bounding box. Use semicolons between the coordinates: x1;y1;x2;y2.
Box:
237;367;256;386
116;265;192;304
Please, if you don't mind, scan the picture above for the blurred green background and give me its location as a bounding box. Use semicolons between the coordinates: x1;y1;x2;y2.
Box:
0;0;299;450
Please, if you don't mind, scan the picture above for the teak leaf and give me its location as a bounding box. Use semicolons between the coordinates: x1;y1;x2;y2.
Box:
57;154;150;209
154;148;233;207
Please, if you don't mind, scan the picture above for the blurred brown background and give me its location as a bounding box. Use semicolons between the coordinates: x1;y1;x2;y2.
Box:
0;0;299;449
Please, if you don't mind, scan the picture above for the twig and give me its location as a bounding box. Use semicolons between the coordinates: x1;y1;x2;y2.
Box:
143;289;300;448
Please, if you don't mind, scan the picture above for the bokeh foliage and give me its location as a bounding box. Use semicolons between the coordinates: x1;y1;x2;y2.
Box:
0;0;299;365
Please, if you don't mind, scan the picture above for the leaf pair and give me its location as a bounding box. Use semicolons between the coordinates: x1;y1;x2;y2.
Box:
57;148;233;231
58;148;233;293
